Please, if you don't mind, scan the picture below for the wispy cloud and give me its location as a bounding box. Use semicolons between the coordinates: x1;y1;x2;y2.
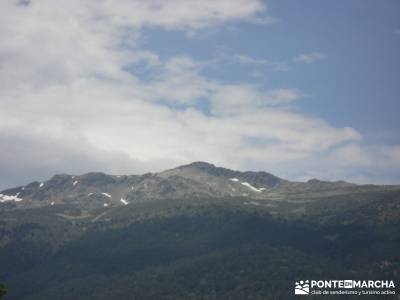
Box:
293;52;326;64
234;54;289;71
248;15;279;25
233;51;325;72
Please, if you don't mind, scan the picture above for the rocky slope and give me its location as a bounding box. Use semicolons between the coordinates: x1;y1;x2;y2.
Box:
1;161;399;211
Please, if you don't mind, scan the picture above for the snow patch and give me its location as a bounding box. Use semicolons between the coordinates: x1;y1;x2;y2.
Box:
120;198;129;205
88;193;93;196
246;201;261;206
230;178;265;193
50;201;55;206
103;203;109;207
39;182;44;188
241;182;264;193
102;193;112;198
0;194;23;203
73;180;78;186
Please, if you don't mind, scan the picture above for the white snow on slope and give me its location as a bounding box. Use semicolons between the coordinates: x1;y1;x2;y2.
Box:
103;203;109;207
0;194;23;203
102;193;112;198
88;193;93;196
244;201;261;206
241;182;264;193
39;182;44;188
230;177;266;193
73;180;78;186
120;198;129;205
51;201;55;206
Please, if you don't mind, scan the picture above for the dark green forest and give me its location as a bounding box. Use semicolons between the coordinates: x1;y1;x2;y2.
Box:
0;192;399;299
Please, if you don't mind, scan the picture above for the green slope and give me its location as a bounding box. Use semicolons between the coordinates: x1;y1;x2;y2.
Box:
0;193;399;299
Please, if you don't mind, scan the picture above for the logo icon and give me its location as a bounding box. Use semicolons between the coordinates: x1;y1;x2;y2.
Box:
344;280;353;289
295;280;310;295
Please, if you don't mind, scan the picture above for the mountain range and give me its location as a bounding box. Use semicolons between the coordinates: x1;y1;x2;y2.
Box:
0;162;399;299
2;161;398;211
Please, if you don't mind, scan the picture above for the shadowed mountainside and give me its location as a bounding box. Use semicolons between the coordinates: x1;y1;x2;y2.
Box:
0;162;399;299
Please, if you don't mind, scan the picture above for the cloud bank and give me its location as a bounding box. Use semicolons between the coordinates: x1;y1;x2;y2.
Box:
0;0;399;188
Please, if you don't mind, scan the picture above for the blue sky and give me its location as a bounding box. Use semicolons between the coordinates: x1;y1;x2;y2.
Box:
142;0;400;136
0;0;399;188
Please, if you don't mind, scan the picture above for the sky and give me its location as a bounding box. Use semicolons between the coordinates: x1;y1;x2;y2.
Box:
1;0;400;189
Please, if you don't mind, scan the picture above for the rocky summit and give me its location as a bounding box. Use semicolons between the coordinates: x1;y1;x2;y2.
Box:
1;162;398;212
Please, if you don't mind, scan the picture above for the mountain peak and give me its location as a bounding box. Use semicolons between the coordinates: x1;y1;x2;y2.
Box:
170;161;283;188
179;161;217;170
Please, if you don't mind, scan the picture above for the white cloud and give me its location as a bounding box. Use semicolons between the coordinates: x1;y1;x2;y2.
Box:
293;52;325;64
96;0;267;30
0;0;399;189
263;89;302;104
233;51;325;72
